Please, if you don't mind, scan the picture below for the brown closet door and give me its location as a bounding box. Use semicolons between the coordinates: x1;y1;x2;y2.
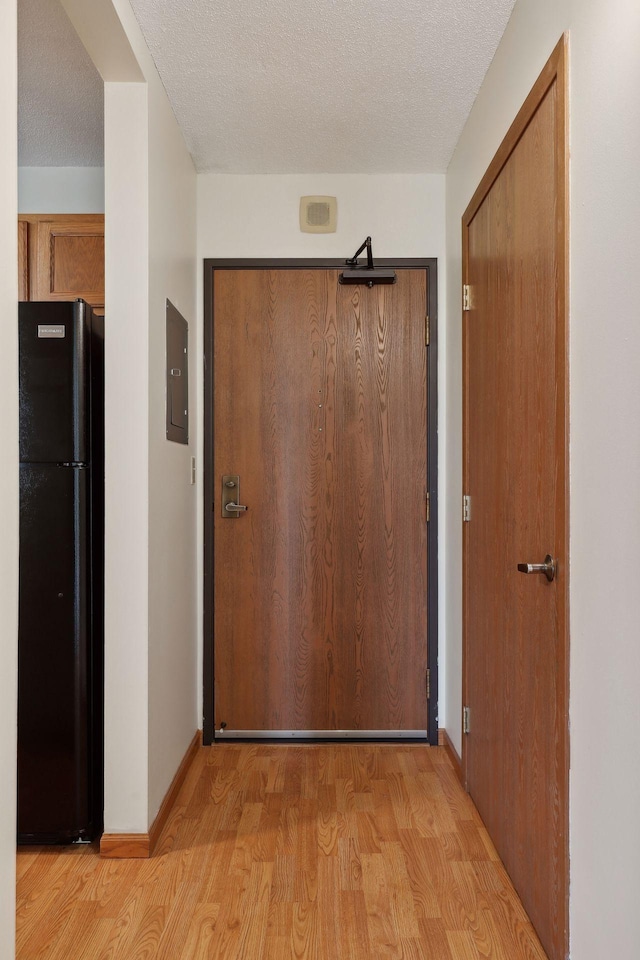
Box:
213;268;428;734
463;39;568;960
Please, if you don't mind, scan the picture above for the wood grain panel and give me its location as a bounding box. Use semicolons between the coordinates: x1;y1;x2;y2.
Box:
441;730;463;785
98;834;150;858
16;744;549;960
334;278;428;730
32;216;104;311
18;220;29;301
462;36;568;960
213;269;427;733
51;235;104;293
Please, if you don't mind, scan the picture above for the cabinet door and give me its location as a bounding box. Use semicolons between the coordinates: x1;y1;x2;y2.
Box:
33;216;104;312
18;220;30;301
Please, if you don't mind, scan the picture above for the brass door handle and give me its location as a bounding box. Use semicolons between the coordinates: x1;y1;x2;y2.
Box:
517;555;557;582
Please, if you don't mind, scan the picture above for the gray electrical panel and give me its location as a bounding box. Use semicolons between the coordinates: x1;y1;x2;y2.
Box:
166;299;188;443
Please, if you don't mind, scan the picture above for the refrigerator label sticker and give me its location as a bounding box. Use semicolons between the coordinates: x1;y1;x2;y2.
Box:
37;325;66;338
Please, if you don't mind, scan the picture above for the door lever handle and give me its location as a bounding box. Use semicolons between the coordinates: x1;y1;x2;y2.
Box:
221;475;248;517
225;501;248;513
517;555;557;582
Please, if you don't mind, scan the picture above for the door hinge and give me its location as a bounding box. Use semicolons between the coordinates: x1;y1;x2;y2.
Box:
426;492;430;523
426;669;431;700
463;494;471;522
425;315;430;346
463;706;470;734
463;284;471;311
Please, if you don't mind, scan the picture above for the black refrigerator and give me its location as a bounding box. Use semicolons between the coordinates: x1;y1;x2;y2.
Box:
18;300;104;844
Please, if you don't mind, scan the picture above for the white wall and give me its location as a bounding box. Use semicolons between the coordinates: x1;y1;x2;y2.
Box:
198;174;446;259
109;0;198;827
18;166;104;213
0;2;18;956
568;3;640;956
144;36;198;827
103;80;150;831
196;172;447;731
446;1;640;956
65;0;198;833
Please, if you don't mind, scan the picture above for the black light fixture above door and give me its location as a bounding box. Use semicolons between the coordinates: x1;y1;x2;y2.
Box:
339;236;397;287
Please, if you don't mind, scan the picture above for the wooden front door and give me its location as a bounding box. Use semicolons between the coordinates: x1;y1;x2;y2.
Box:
462;38;568;960
210;267;431;737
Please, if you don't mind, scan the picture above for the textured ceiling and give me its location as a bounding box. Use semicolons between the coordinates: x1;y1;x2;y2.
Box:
129;0;517;174
18;0;104;166
17;0;517;173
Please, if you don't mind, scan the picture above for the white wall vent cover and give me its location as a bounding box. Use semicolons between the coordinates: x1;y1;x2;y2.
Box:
300;196;337;233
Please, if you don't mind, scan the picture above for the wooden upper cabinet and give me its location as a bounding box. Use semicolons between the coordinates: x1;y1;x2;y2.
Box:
18;214;105;313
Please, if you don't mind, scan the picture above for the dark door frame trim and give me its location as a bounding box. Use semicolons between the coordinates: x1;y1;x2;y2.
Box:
203;257;439;745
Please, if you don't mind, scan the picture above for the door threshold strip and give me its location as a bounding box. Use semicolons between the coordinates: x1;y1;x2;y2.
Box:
214;729;429;741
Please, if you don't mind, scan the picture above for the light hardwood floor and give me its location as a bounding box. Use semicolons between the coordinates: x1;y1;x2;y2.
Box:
16;744;549;959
